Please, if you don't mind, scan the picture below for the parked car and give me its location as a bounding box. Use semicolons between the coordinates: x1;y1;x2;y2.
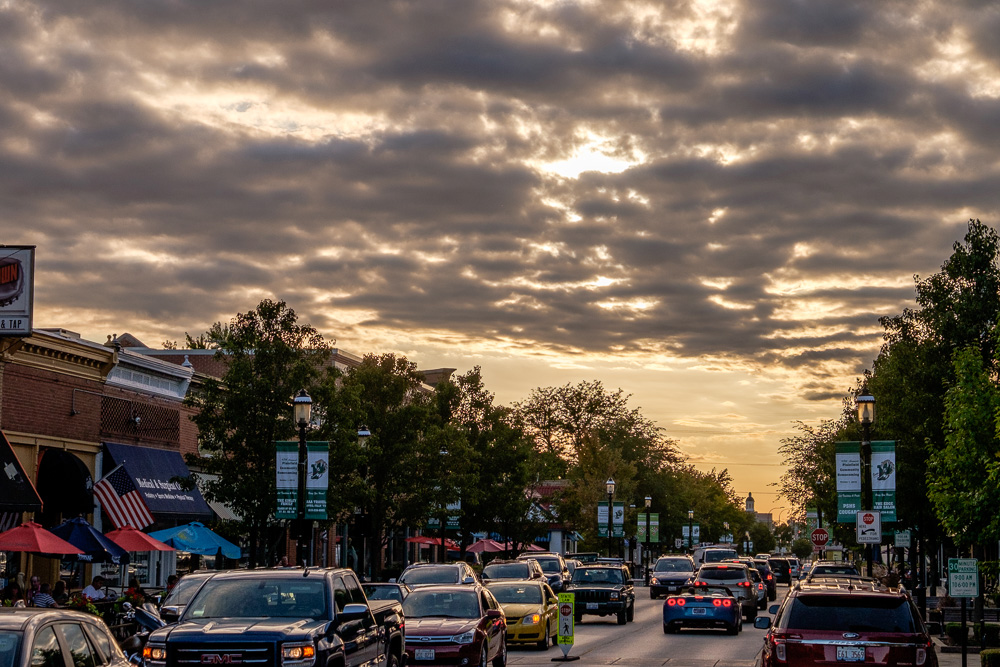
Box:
363;582;412;603
565;559;583;578
768;558;792;584
754;578;937;667
693;547;738;567
399;562;479;588
486;580;558;649
648;555;695;599
752;559;777;601
567;563;635;625
662;584;742;635
805;560;862;581
481;559;545;583
517;553;570;592
694;563;757;622
0;608;131;667
158;571;215;623
402;584;507;667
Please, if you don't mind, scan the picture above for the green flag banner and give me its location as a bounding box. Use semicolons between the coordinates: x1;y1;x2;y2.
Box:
836;442;861;523
275;441;330;520
637;513;660;543
871;441;896;523
597;501;625;538
275;441;298;520
305;442;329;520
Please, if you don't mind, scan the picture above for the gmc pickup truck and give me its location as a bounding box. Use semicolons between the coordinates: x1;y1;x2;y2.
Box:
143;568;404;667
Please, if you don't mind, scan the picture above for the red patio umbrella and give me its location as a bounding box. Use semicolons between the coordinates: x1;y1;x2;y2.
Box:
467;539;505;553
405;535;459;550
104;525;176;552
0;521;84;554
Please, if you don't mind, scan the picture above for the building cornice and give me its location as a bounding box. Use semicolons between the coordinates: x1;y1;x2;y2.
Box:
1;329;115;381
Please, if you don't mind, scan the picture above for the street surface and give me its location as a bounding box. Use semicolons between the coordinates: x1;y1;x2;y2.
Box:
506;584;778;667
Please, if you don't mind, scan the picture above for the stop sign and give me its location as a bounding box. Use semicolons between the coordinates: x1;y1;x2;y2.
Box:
861;512;875;525
811;528;830;546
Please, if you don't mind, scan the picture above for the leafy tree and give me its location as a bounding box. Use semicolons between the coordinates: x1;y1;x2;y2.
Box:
184;300;330;567
316;353;459;580
747;521;775;555
928;347;1000;549
791;537;814;560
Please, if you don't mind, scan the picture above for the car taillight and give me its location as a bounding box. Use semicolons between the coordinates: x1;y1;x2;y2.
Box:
676;598;685;606
722;599;732;607
667;598;686;606
774;638;787;662
916;640;931;666
767;574;773;580
758;583;765;590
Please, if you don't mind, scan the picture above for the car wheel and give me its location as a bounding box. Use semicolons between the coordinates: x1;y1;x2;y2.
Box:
387;652;400;667
574;612;582;624
650;589;658;600
726;623;739;636
617;608;627;625
663;622;676;634
626;602;635;622
492;638;507;667
478;645;489;667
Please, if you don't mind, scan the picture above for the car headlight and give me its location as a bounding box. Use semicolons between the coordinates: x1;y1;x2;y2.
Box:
452;630;476;644
143;644;167;664
281;642;316;666
609;592;620;600
522;613;542;626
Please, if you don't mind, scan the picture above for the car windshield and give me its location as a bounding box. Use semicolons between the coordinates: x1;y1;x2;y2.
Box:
0;632;21;667
483;564;529;579
185;579;328;619
655;560;693;573
489;584;543;604
400;567;458;585
782;596;917;633
403;589;481;619
573;568;622;584
537;560;562;574
813;566;859;575
363;585;402;601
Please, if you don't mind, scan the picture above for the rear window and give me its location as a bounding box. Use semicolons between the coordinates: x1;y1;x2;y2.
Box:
703;550;737;563
782;595;918;633
483;563;530;579
401;567;460;585
699;567;747;581
537;560;562;574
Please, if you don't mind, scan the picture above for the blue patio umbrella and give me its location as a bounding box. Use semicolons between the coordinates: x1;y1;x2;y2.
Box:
148;522;241;558
49;516;129;564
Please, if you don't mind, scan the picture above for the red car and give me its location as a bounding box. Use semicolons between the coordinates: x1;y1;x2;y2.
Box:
403;584;507;667
754;579;937;667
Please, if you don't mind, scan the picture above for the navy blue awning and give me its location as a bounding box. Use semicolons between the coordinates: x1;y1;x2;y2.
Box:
103;442;212;522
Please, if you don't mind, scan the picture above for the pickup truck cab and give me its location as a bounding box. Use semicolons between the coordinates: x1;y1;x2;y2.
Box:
143;568;404;667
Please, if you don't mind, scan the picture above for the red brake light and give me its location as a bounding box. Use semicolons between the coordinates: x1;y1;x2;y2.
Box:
767;574;773;580
723;599;732;607
667;598;676;606
713;599;722;607
676;598;686;606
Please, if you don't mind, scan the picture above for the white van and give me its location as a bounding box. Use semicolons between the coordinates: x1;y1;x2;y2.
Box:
693;546;738;567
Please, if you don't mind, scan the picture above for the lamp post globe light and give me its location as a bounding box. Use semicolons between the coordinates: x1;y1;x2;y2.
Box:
856;387;875;577
293;389;313;566
606;478;616;559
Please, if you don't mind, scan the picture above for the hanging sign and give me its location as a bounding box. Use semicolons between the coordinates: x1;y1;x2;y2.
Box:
0;246;35;337
637;513;660;543
305;442;329;520
597;501;625;537
871;441;896;522
275;442;298;519
836;442;862;522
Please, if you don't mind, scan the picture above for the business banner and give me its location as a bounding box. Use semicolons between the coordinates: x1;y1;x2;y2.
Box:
0;246;35;337
597;501;625;538
637;513;660;543
275;442;298;519
305;442;329;520
836;442;861;523
871;441;896;523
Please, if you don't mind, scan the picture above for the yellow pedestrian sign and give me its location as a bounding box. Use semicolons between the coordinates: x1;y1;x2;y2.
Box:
554;593;580;661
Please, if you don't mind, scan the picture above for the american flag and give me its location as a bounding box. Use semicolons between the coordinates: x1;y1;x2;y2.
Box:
94;464;154;530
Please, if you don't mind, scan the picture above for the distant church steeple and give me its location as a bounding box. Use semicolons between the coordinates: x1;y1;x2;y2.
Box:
745;491;755;514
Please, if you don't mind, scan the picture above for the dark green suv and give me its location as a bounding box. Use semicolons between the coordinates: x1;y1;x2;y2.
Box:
567;564;635;625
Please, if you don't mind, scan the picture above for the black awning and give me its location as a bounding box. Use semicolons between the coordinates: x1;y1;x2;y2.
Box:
0;431;42;512
103;442;213;522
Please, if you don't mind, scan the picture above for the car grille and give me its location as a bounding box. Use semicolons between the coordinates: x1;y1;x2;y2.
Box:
573;590;616;603
406;636;456;645
172;643;273;667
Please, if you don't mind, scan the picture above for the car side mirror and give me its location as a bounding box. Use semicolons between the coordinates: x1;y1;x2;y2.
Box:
486;609;503;618
754;617;772;630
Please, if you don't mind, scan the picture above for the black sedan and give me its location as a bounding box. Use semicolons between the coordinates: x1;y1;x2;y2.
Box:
0;608;130;667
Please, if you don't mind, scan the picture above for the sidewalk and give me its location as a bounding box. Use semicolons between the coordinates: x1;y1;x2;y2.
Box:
934;636;982;667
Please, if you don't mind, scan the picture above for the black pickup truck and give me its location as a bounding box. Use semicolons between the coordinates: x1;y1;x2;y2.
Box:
143;568;404;667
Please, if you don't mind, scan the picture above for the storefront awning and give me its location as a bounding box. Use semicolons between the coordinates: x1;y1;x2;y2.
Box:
0;431;42;513
103;442;213;522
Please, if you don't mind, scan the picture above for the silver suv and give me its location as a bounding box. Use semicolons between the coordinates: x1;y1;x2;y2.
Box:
398;562;478;588
695;563;757;622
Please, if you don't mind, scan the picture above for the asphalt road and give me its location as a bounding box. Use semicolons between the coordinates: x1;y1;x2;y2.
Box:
505;584;784;667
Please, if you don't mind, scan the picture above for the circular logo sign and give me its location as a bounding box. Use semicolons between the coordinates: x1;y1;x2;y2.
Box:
811;528;829;546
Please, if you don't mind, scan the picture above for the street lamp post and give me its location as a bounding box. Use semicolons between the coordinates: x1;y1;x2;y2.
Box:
606;478;616;559
857;388;876;578
293;389;312;567
440;447;449;564
688;509;694;554
644;496;652;584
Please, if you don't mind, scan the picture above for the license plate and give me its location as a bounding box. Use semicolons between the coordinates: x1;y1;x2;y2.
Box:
691;608;707;615
587;603;598;610
837;646;865;662
415;649;435;660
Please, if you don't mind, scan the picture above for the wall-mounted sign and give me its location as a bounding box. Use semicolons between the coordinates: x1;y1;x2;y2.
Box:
0;246;34;337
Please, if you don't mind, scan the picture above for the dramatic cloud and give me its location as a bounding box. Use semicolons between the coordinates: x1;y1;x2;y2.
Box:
6;0;1000;506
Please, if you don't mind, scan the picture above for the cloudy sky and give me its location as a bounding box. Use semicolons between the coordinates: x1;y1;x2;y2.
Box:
6;0;1000;514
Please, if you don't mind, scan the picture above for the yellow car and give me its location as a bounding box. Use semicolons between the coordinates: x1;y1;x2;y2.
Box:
486;580;559;649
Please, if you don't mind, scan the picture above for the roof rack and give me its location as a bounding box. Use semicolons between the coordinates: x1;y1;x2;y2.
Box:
794;575;900;593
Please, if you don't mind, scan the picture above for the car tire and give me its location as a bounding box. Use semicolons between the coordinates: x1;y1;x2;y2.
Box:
626;602;635;622
663;622;676;634
726;623;739;635
492;638;507;667
617;608;627;625
478;645;489;667
650;589;658;600
574;612;582;624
